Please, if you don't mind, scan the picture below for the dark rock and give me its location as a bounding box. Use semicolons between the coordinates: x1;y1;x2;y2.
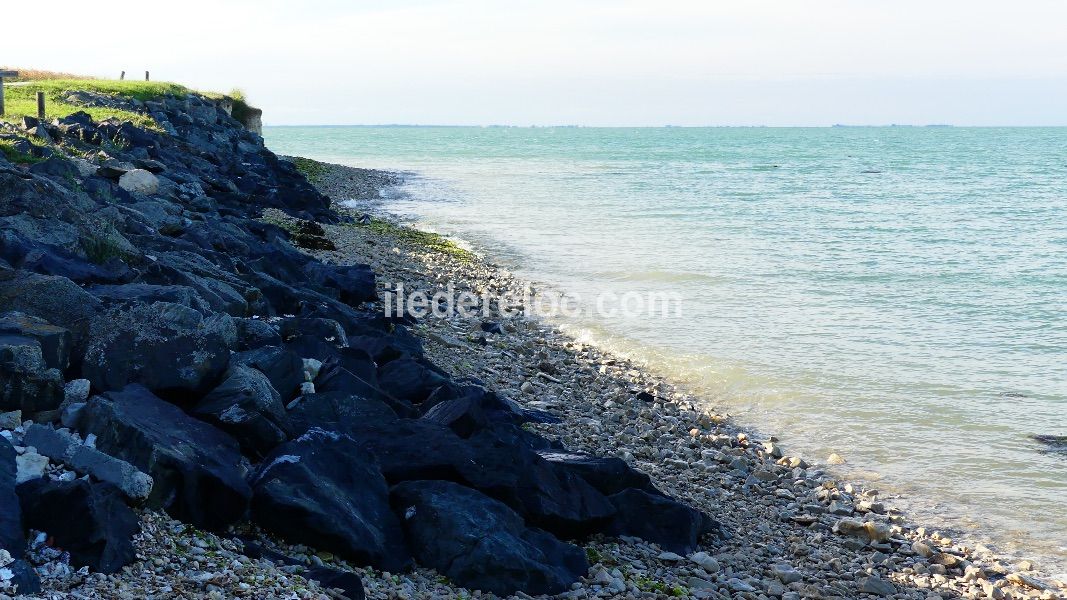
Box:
304;263;377;306
391;480;588;596
19;244;134;285
286;392;399;439
0;312;73;371
349;420;616;538
0;437;25;553
539;450;660;497
238;539;366;600
0;437;41;594
376;358;449;404
607;489;714;555
277;317;347;348
192;364;290;458
233;346;305;402
0;273;102;344
82;302;235;395
78;385;251;530
234;318;281;350
304;567;366;600
479;321;504;335
0;334;64;414
312;348;380;400
251;429;410;571
88;283;213;315
16;479;138;573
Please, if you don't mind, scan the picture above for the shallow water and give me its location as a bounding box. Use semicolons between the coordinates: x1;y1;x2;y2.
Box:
265;125;1067;574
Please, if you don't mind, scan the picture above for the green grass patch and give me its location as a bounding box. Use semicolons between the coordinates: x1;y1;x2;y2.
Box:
1;79;189;130
357;218;475;262
0;138;44;164
290;156;327;183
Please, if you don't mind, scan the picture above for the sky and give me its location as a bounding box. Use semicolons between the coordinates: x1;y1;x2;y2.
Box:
6;0;1067;126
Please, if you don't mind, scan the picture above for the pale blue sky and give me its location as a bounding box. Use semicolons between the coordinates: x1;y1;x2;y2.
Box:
7;0;1067;126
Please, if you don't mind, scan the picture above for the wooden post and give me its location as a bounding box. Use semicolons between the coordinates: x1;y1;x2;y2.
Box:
120;70;125;80
36;92;45;120
0;70;18;117
145;71;150;81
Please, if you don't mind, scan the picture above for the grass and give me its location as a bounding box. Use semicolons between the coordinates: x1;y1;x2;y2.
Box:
1;80;189;130
356;217;476;262
0;138;44;164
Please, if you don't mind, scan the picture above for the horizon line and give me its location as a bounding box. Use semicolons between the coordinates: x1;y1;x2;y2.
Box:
262;123;1067;129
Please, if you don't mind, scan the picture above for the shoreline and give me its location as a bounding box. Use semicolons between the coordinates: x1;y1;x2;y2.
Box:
298;158;1065;599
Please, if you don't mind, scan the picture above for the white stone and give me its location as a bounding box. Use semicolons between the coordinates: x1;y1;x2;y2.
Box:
118;169;159;195
15;452;49;484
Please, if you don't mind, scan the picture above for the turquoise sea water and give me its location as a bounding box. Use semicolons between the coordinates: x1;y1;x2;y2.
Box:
265;126;1067;574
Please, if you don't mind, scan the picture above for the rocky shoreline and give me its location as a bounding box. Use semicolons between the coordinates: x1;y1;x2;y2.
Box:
0;83;1060;600
293;160;1067;600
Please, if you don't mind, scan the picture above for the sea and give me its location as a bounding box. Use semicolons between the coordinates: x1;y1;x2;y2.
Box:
264;125;1067;576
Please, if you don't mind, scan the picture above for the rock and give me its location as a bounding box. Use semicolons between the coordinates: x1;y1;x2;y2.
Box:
828;500;854;516
827;453;846;465
0;273;102;344
349;420;617;538
14;452;48;484
0;438;26;554
64;379;91;404
0;334;64;414
539;450;659;496
234;346;306;402
304;263;377;306
303;566;366;600
689;551;720;572
771;563;803;584
21;424;153;501
391;480;588;596
17;478;139;573
376;358;450;403
82;302;235;395
251;428;410;571
912;540;934;557
192;364;290;458
78;385;251;530
728;578;756;592
0;312;72;371
858;575;895;596
117;169;159;195
607;488;713;555
0;411;20;430
833;518;889;543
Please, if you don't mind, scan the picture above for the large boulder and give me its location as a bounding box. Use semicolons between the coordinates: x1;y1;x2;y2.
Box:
82;302;235;395
0;273;101;345
251;429;410;572
539;450;660;497
78;385;251;530
304;263;377;306
192;364;290;458
347;420;616;539
391;480;588;596
17;479;138;573
607;489;714;555
0;334;64;414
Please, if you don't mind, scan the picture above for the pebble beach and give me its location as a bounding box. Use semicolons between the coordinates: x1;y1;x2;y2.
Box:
286;159;1066;600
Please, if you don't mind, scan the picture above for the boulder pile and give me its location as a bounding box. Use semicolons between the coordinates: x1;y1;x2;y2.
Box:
0;90;714;596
